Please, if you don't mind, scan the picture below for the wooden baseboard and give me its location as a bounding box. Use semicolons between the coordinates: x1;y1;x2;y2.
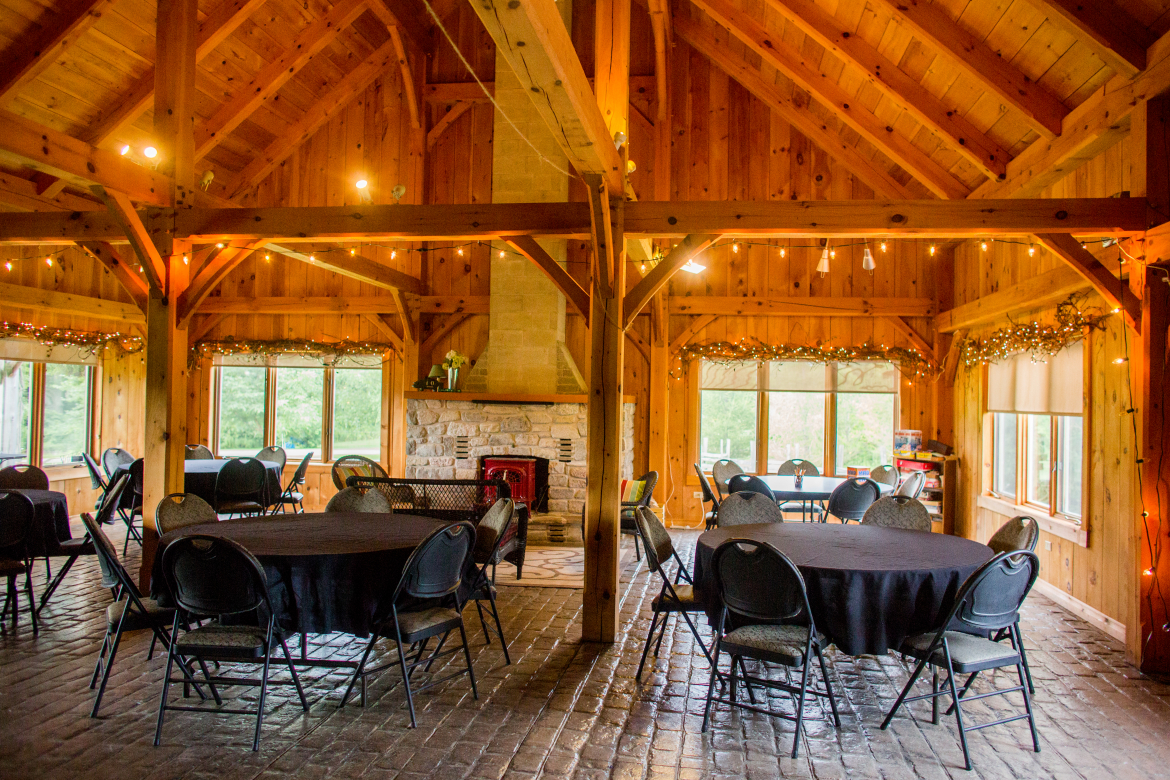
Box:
1032;578;1126;643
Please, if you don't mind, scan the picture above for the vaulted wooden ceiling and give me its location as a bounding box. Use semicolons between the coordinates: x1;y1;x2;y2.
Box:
0;0;1167;211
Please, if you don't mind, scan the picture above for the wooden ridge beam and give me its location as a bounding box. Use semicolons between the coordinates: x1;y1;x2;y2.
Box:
92;186;166;292
669;296;935;317
0;280;145;323
265;243;423;294
870;0;1067;138
624;234;719;327
467;0;624;193
1029;0;1155;78
690;0;969;198
503;235;591;322
0;0;117;109
176;239;267;326
935;264;1091;333
884;316;936;362
672;15;916;200
84;0;268;146
420;312;474;354
758;0;1008;181
670;314;718;352
77;241;149;311
0;111;172;207
230;40;397;196
1035;232;1141;330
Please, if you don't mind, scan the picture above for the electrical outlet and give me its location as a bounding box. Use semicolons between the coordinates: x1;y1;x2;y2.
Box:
693;492;703;499
1045;540;1052;551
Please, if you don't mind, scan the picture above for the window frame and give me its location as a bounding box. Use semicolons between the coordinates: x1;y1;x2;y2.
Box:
0;358;95;471
989;411;1084;523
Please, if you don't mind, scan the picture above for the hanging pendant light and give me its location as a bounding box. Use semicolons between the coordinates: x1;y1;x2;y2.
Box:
817;246;830;277
862;246;876;274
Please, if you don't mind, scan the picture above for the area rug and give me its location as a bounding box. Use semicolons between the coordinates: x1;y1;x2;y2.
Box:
493;544;633;588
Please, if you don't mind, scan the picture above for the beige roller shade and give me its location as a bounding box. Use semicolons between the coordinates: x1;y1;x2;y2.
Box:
987;341;1083;415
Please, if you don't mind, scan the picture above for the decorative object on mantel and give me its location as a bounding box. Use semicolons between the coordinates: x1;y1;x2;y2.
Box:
191;337;393;366
957;297;1111;369
442;349;468;391
675;339;936;379
0;321;143;355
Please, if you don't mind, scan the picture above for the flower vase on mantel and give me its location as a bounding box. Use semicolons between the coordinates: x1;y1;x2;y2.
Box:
447;367;459;391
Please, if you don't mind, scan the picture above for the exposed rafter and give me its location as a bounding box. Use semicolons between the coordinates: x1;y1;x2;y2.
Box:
0;172;100;212
175;240;268;327
77;241;150;311
935;264;1091;333
1029;0;1155;78
91;186;165;293
1034;232;1141;330
427;101;473;150
624;234;719;327
421;312;474;354
670;313;718;352
0;280;144;324
362;312;405;352
386;24;421;130
265;243;424;294
503;235;591;323
672;15;917;200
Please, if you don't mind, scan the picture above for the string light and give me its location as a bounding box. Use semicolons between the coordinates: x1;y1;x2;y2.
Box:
390;250;396;259
457;247;464;257
4;262;11;271
779;248;786;258
0;321;142;355
880;241;887;253
732;243;739;253
1115;357;1128;364
929;245;936;256
216;243;224;248
981;241;988;252
1028;244;1036;257
193;337;393;364
265;254;271;263
182;255;188;265
499;250;505;258
674;341;935;380
350;249;356;256
119;145;130;156
143;146;157;159
45;257;53;267
309;255;315;262
959;298;1108;368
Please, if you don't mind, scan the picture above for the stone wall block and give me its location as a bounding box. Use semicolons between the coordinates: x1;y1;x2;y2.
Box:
416;409;440;425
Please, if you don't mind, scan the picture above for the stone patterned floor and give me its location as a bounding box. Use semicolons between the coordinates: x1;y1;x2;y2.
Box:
3;525;1170;779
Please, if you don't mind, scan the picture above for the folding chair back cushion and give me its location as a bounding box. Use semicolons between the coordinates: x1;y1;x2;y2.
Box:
988;516;1040;556
102;447;134;479
711;459;745;493
325;486;393;514
185;444;214;460
255;446;287;470
0;491;34;552
727;474;776;501
332;455;388;491
393;521;474;604
161;535;269;618
290;452;312;485
895;471;925;498
83;452;108;491
473;498;514;565
716;491;784;526
694;464;719;506
946;551;1040;636
216;457;266;502
633;506;675;575
713;538;811;625
826;478;881;521
129;459;145;501
156;493;217;535
0;464;49;490
861;496;932;531
869;465;900;487
775;459;820;477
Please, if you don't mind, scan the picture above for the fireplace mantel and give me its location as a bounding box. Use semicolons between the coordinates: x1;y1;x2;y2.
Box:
405;391;636;404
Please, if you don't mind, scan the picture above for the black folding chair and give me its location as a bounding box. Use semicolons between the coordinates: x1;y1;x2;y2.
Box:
82;452;110;511
468;498;514;664
120;459;145;554
825;477;881;523
880;551;1041;771
101;447;134;480
272;452;312;514
0;464;49;490
156;535;309;751
726;473;776;501
255;446;287;471
213;457;268;518
702;538;840;759
184;444;214;460
620;471;658;561
341;522;478;726
0;491;37;635
694;464;720;530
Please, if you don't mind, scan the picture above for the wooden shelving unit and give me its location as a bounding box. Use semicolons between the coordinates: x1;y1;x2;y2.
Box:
895;452;959;535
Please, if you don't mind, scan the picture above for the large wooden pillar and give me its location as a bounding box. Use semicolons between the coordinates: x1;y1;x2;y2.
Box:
139;0;196;587
1140;265;1170;673
583;178;625;642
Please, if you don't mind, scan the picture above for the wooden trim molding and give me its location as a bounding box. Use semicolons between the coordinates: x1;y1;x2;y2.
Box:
1031;578;1126;643
977;493;1088;547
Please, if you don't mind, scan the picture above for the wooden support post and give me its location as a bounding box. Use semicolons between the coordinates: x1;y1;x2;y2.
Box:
584;182;625;643
647;293;669;521
387;348;408;477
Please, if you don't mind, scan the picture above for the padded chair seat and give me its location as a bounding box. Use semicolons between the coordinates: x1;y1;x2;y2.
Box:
278;491;304;504
900;630;1020;673
651;584;701;611
56;537;94;555
0;558;27;576
389;607;463;642
217;500;265;514
175;624;269;658
720;623;826;667
106;597;174;631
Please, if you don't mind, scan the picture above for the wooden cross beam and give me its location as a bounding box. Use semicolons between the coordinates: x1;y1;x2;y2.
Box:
175;239;268;327
623;234;720;327
0;280;145;324
502;235;591;323
91;186;166;293
935;265;1091;333
77;241;149;311
264;243;424;295
1034;232;1142;331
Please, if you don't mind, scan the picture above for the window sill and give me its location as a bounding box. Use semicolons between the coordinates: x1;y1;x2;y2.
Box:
977;494;1087;547
44;464;90;482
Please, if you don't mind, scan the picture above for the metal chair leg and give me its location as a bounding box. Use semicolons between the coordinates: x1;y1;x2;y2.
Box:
791;655;811;759
458;620;478;699
394;633;418;727
340;634;379;708
154;622;180;746
635;611;661;681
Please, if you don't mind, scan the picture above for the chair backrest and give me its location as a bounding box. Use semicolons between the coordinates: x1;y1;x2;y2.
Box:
716;491;784;526
101;447;134;478
473;498;515;565
0;491;35;551
82;502;136;593
988;516;1040;556
290;452;313;486
156;493;217;535
0;464;49;490
775;458;820;477
332;455;388;491
861;496;932;531
255;446;287;470
185;444;214;460
711;459;745;493
161;534;270;617
325;486;393;514
128;459;145;501
215;457;266;501
393;521;474;603
632;471;658;508
633;506;676;577
869;465;900;487
895;471;925;498
96;472;131;527
727;473;776;501
826;478;881;521
82;452;108;491
712;538;813;629
939;551;1040;636
694;464;719;507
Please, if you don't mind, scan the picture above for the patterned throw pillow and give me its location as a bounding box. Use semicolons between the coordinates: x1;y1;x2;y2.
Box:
620;479;646;503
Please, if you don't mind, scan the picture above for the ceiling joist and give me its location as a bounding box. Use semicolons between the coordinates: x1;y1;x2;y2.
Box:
1029;0;1155;78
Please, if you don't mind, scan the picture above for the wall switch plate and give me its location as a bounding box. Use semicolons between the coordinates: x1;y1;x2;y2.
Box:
693;492;703;499
1045;540;1052;551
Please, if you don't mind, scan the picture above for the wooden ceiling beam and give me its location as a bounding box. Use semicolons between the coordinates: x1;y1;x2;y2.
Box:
870;0;1067;138
669;314;718;352
387;25;422;131
175;239;268;327
1034;232;1141;330
0;172;100;212
673;15;916;200
758;0;1009;181
194;0;369;161
392;287;417;343
84;0;268;146
0;280;145;324
410;295;490;314
264;243;423;294
935;264;1091;333
77;241;149;311
0;0;117;109
365;0;431;53
1029;0;1155;78
884;315;936;362
689;0;969;199
466;0;624;193
231;40;397;196
624;234;720;327
91;186;166;292
362;313;404;352
503;235;591;323
200;296;401;314
420;312;474;354
427;102;474;150
668;296;935;317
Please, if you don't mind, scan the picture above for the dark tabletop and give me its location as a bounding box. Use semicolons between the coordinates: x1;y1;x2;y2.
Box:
757;475;894;501
694;523;992;656
156;512;457;637
115;458;284;508
4;489;71;556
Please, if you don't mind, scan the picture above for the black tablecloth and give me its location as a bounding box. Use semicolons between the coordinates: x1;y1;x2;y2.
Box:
115;459;284;508
4;489;71;557
694;523;992;656
154;512;462;637
757;475;894;501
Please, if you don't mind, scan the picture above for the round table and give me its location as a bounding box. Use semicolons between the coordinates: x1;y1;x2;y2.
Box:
115;458;284;509
2;489;71;556
155;512;455;637
693;523;992;656
757;475;894;501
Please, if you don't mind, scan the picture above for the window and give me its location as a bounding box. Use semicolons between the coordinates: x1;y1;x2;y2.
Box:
0;358;93;468
698;359;898;475
987;343;1084;520
214;363;383;462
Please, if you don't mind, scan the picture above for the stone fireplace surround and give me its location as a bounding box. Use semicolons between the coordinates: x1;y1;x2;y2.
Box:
406;396;635;516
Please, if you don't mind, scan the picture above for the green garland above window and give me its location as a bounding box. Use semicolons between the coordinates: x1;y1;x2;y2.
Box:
958;298;1111;369
192;337;395;366
674;339;936;379
0;321;144;355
